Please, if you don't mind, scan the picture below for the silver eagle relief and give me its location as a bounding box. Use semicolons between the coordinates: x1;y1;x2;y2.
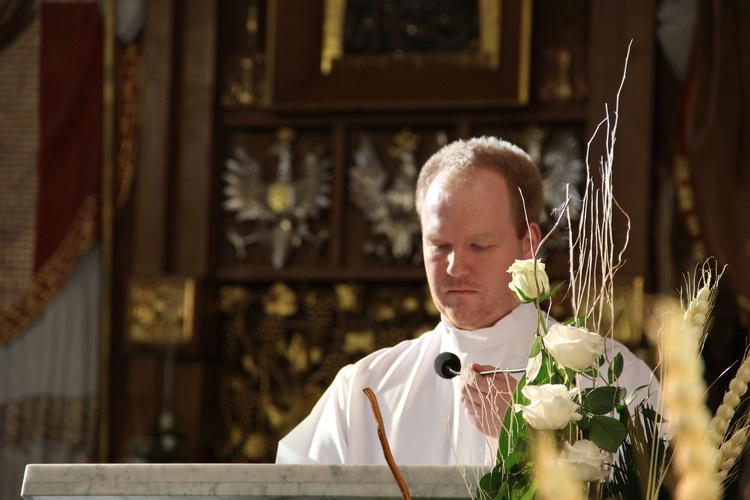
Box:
222;128;332;269
349;129;445;264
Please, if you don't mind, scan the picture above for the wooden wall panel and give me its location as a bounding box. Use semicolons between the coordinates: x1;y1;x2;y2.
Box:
173;0;218;275
111;0;660;464
111;0;221;463
131;0;174;275
587;1;655;283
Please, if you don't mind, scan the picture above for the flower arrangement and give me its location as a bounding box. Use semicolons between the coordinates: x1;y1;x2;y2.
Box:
477;254;671;499
479;255;748;499
475;47;749;499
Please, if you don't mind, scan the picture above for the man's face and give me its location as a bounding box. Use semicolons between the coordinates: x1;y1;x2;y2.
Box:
421;168;537;330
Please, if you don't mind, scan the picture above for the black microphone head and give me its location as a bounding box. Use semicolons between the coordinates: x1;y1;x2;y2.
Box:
434;352;462;379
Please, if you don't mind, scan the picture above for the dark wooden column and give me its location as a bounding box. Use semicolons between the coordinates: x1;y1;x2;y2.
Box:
131;0;174;275
587;1;656;283
111;0;219;463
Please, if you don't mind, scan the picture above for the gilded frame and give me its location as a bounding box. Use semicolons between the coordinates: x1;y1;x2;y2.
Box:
320;0;502;75
126;277;197;346
264;0;532;110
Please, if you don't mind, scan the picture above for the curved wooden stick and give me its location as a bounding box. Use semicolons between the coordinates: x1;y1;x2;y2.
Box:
363;387;411;500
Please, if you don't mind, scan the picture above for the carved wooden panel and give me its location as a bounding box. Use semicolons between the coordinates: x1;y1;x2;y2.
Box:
265;0;532;110
216;281;437;462
110;0;658;466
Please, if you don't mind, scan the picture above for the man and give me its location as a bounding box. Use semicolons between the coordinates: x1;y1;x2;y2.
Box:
275;136;656;466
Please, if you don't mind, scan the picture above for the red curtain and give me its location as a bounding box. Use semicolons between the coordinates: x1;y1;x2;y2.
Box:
0;2;102;344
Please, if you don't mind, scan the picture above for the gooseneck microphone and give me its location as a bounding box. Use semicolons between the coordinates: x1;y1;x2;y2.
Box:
434;352;463;379
434;352;525;380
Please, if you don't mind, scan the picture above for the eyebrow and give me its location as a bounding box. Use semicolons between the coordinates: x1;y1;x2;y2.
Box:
470;232;497;241
424;232;498;242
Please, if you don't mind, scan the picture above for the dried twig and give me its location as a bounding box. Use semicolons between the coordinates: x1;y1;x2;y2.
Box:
363;387;411;500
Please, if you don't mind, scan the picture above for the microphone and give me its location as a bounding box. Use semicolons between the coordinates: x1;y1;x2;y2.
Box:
434;352;525;380
434;352;462;379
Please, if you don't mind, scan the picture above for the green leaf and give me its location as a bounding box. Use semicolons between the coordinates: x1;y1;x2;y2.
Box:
608;352;624;384
497;376;529;463
513;287;533;303
608;403;672;499
531;353;554;385
563;367;577;385
625;385;648;407
511;481;538;500
541;281;565;302
477;465;502;498
563;315;587;327
582;386;626;415
577;415;591;430
581;365;600;380
528;337;543;358
589;415;628;452
640;407;668;424
497;410;522;463
505;450;522;470
496;476;538;500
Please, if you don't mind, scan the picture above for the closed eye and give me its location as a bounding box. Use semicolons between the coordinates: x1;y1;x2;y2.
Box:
426;240;451;252
471;243;493;251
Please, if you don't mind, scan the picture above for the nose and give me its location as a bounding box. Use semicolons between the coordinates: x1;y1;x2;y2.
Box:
446;248;470;278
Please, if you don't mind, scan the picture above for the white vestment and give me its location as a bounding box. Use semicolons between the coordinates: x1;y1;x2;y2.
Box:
275;303;659;466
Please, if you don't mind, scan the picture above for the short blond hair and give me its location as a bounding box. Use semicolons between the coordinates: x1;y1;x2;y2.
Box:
415;136;544;236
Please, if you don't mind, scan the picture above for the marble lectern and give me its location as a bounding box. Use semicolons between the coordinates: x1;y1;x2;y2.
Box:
22;463;485;499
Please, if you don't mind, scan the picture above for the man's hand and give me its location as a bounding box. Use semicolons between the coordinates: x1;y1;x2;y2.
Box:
459;363;518;438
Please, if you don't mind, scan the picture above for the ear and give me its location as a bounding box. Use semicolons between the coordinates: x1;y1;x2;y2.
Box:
523;222;542;258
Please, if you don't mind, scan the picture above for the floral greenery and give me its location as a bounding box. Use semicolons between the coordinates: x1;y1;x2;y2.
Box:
473;106;746;497
477;259;670;499
474;48;672;498
474;257;750;499
474;45;749;500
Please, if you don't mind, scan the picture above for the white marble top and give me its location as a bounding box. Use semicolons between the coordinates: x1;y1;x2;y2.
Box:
22;463;486;499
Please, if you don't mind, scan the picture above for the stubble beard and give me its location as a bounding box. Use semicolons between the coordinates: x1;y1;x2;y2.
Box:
437;293;510;331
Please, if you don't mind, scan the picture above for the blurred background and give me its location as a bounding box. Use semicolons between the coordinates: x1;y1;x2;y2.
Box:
1;0;749;498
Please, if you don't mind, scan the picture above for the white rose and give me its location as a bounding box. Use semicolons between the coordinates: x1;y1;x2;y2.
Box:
507;259;550;303
515;384;582;430
543;323;605;372
558;439;609;482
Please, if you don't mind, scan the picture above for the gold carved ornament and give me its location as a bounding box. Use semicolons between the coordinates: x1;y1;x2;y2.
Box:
220;0;266;108
217;282;438;462
127;278;196;345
